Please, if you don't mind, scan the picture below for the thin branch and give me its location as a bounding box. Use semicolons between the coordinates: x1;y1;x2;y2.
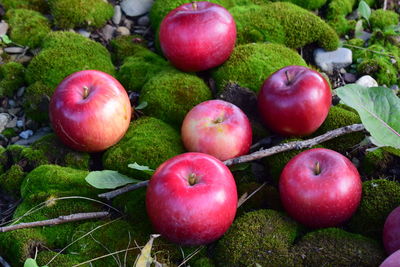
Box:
223;124;365;166
343;44;395;58
98;180;149;200
383;0;387;10
98;124;365;199
0;211;109;233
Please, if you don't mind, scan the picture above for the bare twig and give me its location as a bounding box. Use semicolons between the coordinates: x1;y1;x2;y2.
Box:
0;211;110;233
223;124;365;166
98;124;365;199
237;182;267;208
343;44;395;58
0;256;11;267
383;0;387;10
98;180;149;200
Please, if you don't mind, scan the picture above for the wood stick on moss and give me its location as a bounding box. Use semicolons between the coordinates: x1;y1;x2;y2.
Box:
223;123;365;166
0;211;109;233
99;123;365;199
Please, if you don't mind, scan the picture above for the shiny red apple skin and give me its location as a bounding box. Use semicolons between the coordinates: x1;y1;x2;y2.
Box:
279;148;362;228
146;152;238;246
181;100;252;161
50;70;132;152
159;1;236;72
383;206;400;255
380;249;400;267
258;65;331;136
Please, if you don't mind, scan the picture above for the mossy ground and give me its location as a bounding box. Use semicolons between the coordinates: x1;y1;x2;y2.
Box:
6;8;51;48
110;35;148;65
0;62;25;97
212;43;307;93
0;0;49;13
370;9;399;30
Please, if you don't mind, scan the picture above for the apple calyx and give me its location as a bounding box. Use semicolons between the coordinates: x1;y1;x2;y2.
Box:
188;173;198;186
213;117;224;124
313;161;321;175
285;70;293;86
192;2;198;10
83;86;90;99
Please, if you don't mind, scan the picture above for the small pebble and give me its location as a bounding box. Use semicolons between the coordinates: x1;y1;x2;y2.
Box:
16;120;24;128
121;0;154;17
8;99;16;108
4;47;25;54
314;48;353;74
0;20;9;36
77;29;91;38
19;129;33;139
123;18;134;29
116;26;130;36
137;15;150;26
16;87;25;98
355;75;378;88
10;136;19;143
113;5;122;25
6;117;16;128
0;113;10;133
343;73;357;83
101;24;115;41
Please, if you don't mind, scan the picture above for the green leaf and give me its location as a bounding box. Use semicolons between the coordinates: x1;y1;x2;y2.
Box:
135;101;148;110
336;85;400;149
355;20;364;38
24;259;39;267
358;0;371;21
85;170;141;189
128;162;155;174
0;34;12;44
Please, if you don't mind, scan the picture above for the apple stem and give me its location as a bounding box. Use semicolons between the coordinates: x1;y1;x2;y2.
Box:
83;86;90;99
314;161;321;175
213;117;223;124
285;70;291;85
188;173;197;186
192;2;197;10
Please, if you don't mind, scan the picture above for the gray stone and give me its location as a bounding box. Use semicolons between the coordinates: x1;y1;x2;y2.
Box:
116;26;130;36
8;99;16;108
343;73;357;83
314;48;353;74
19;129;33;139
16;86;25;98
101;24;115;41
14;127;52;146
77;29;91;38
0;113;10;133
123;18;134;29
113;5;122;25
355;75;378;88
358;31;372;42
16;119;24;128
0;20;9;36
137;15;150;26
6;117;16;128
4;47;24;54
121;0;154;17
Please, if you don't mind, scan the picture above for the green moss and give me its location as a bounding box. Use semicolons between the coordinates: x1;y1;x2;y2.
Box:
103;117;185;179
140;71;212;127
6;8;51;48
212;43;307;93
22;81;52;122
357;56;398;86
0;228;46;266
2;128;16;138
215;209;301;266
326;0;357;35
31;133;90;170
263;139;323;184
110;35;148;65
362;148;393;176
230;3;339;50
370;9;399;30
6;144;49;171
348;179;400;239
279;0;327;9
328;16;356;36
149;0;233;30
49;0;113;29
311;106;364;152
192;257;215;267
117;50;175;92
36;251;83;266
0;164;25;196
0;0;48;13
0;62;25;97
293;228;385;266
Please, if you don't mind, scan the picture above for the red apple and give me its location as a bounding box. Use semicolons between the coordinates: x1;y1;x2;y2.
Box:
383;206;400;255
380;249;400;267
181;100;252;161
146;152;238;245
159;1;236;72
279;148;362;228
258;65;331;136
50;70;132;152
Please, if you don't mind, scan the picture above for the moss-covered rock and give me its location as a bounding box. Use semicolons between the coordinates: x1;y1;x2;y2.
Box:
49;0;113;29
326;0;357;35
279;0;327;9
103;117;185;179
6;144;49;171
110;35;148;65
0;0;48;13
293;228;385;266
370;9;399;30
348;179;400;239
24;31;115;121
6;8;51;48
36;251;83;267
0;62;25;97
117;49;175;92
31;133;90;170
212;43;307;93
311;105;364;152
362;148;393;176
0;164;25;196
192;257;216;267
230;3;339;50
215;209;301;266
140;71;212;127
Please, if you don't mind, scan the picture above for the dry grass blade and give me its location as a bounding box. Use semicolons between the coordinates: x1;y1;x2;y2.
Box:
237;182;267;208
